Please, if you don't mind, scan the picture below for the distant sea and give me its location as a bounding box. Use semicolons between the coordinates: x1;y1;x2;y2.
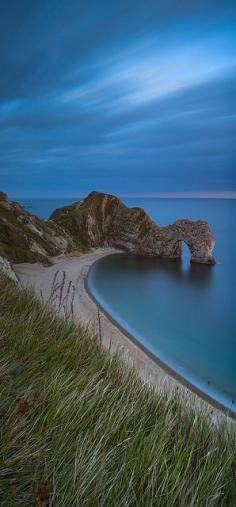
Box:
17;196;236;412
17;198;77;221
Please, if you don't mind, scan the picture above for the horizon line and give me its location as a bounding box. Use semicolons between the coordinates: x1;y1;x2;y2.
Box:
10;191;236;199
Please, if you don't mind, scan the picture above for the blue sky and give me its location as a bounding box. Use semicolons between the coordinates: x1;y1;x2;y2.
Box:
0;0;236;197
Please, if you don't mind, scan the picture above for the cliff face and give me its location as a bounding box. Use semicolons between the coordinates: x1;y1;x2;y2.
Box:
51;191;216;265
0;192;75;264
0;191;215;266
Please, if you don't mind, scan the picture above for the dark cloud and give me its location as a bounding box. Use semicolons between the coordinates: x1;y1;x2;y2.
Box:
0;0;235;196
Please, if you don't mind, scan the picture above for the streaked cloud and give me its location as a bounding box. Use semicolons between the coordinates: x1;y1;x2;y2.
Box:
0;0;235;196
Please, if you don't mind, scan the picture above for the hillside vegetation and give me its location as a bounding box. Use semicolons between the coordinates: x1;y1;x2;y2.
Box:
0;273;235;506
0;192;76;264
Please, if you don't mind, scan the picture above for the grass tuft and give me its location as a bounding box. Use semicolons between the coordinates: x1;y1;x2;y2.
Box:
0;273;235;506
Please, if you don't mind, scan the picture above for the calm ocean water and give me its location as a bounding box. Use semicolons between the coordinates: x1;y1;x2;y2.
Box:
18;197;236;412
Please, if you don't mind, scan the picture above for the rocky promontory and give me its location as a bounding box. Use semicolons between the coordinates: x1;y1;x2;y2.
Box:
51;191;216;265
0;191;216;267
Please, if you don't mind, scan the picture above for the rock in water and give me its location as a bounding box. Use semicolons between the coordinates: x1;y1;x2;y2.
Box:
51;191;216;265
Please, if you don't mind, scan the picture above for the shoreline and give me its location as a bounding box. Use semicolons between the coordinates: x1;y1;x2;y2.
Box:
14;248;235;422
85;262;236;420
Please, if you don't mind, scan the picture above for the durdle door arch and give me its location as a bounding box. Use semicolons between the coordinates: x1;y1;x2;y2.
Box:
157;220;216;265
50;191;216;266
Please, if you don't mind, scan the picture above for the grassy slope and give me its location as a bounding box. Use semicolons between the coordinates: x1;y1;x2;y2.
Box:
0;273;235;506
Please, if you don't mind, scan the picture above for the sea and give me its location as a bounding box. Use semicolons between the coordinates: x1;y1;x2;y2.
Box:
18;197;236;412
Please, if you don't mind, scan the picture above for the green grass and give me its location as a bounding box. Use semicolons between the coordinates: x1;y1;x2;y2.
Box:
0;273;235;506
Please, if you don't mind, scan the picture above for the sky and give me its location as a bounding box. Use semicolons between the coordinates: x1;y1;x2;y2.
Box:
0;0;236;197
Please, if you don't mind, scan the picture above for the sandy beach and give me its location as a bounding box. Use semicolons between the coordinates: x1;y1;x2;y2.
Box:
14;248;234;423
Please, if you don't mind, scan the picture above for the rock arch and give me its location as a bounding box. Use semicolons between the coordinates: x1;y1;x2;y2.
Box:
51;192;216;265
158;220;216;265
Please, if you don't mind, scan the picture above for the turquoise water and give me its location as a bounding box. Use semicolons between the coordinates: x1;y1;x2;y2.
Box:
16;197;236;412
87;199;236;413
